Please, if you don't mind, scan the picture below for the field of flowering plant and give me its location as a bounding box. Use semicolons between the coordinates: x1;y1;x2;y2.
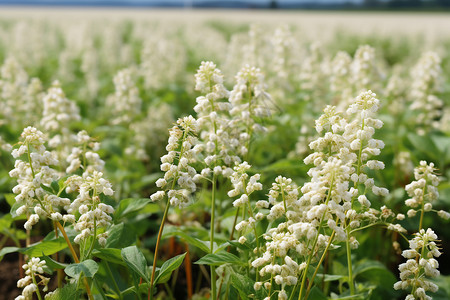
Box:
0;10;449;300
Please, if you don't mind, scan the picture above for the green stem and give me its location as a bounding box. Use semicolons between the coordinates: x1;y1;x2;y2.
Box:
346;228;355;295
85;217;97;259
210;173;217;300
418;185;427;231
150;197;171;300
304;231;336;299
31;272;43;300
26;142;36;178
105;261;122;300
164;282;175;300
298;179;334;300
267;251;276;298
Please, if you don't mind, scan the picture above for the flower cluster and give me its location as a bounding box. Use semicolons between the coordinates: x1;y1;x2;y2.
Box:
125;103;174;161
66;130;104;174
9;127;61;229
15;257;50;300
193;61;239;174
228;162;263;232
330;51;352;107
344;90;388;197
107;68;142;125
65;171;114;245
410;51;443;133
351;45;379;92
394;228;441;299
41;80;80;146
251;176;302;298
150;116;199;208
228;65;271;157
404;161;440;218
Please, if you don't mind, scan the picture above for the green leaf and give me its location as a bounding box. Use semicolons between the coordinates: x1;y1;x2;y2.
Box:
4;193;16;207
353;259;388;278
10;201;27;219
0;246;21;260
92;248;125;266
407;133;440;161
24;237;68;257
65;259;99;278
195;252;244;266
227;240;252;251
42;254;68;269
258;158;304;173
309;286;328;300
114;198;153;219
0;214;13;231
45;283;81;299
315;274;345;282
51;180;60;193
229;273;254;300
40;183;55;194
155;252;186;284
105;223;136;248
354;260;396;293
431;135;450;163
162;229;210;253
121;246;149;283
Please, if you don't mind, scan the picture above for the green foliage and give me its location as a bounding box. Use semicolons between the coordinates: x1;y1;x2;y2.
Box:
65;259;99;278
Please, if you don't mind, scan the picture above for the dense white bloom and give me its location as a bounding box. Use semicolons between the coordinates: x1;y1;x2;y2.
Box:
66;171;114;244
410;51;443;133
150;116;199;208
352;45;380;92
9;127;61;229
107;68;141;125
404;161;440;217
394;229;441;299
16;257;50;300
228;65;272;157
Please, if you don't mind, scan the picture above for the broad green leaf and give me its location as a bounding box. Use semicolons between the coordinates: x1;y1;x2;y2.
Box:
114;198;153;219
195;252;244;266
130;173;162;191
259;158;304;173
65;259;99;278
0;214;13;230
309;286;328;300
0;246;21;260
45;283;81;299
4;193;16;207
105;223;136;248
407;133;440;161
40;183;55;194
92;248;125;266
10;201;27;219
227;240;252;251
42;254;68;269
155;252;186;284
316;274;345;282
50;180;60;193
162;229;210;253
431;135;450;163
24;237;67;257
354;260;396;294
353;259;388;278
121;246;149;283
230;273;254;300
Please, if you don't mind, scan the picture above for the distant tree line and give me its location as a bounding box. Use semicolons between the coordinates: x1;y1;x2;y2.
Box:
267;0;450;9
365;0;450;8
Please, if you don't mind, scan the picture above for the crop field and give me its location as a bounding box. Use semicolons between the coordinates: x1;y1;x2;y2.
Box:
0;8;449;300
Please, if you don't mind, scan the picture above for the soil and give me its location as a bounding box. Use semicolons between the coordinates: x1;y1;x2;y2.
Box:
0;254;21;300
